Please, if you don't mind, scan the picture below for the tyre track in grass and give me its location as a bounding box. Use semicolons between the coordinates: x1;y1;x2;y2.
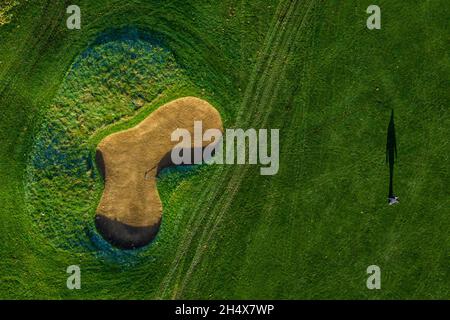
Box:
176;0;317;298
272;6;327;286
171;0;313;297
156;0;302;298
235;0;301;125
171;0;318;298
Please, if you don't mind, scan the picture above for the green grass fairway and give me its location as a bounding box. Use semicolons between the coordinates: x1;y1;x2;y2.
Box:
0;0;449;299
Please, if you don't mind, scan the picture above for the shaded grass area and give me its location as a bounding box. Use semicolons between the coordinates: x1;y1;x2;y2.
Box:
0;0;449;299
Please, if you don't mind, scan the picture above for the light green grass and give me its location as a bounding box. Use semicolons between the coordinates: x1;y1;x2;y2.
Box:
0;0;449;299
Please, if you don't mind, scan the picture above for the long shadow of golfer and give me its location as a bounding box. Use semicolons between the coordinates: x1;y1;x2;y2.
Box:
386;110;397;199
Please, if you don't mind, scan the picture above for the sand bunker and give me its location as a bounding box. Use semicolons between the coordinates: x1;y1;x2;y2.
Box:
95;97;223;249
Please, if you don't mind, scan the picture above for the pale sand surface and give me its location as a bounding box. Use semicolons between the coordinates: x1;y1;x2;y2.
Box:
95;97;223;248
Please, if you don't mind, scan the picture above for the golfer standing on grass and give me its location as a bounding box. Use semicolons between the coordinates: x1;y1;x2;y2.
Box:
386;109;399;205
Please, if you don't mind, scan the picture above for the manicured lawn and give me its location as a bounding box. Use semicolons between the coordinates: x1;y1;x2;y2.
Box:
0;0;448;299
